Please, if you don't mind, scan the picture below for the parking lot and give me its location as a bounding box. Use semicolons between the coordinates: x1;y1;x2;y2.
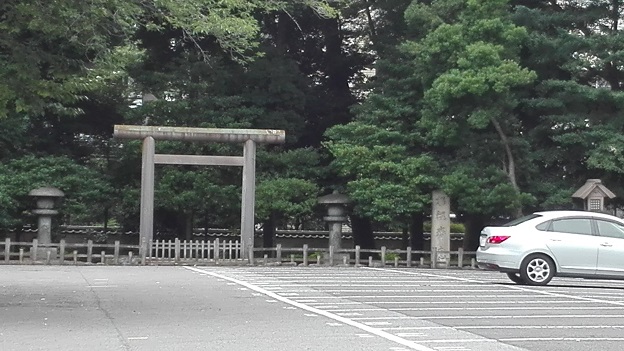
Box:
3;265;624;351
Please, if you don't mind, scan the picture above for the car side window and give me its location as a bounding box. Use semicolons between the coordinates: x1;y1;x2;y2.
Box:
536;221;550;231
596;220;624;239
550;218;593;235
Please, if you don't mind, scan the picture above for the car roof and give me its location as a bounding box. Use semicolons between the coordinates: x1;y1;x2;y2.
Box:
533;210;622;221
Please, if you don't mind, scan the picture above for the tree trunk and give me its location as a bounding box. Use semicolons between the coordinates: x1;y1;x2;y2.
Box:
350;215;375;249
491;117;523;218
401;225;409;249
262;213;276;248
103;207;109;236
364;3;377;42
463;214;485;251
409;212;425;250
184;212;193;242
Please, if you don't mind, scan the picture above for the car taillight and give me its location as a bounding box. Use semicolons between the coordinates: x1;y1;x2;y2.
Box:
487;236;510;244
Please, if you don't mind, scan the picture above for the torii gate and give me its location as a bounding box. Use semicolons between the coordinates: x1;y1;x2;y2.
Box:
113;125;286;259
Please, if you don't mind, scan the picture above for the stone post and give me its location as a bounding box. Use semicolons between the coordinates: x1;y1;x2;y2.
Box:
318;191;351;252
29;187;64;245
29;187;64;260
431;190;450;268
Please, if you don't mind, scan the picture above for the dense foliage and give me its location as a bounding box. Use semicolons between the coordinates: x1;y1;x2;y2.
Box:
2;0;623;250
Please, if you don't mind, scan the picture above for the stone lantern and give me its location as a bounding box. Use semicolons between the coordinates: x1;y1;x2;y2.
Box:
572;179;616;213
29;187;65;244
318;190;351;250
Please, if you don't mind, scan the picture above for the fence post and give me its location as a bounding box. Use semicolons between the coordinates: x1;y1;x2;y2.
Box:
471;258;476;269
101;251;106;264
214;238;220;263
457;248;464;269
73;250;78;264
368;256;373;267
303;244;308;266
276;244;282;262
140;237;147;265
406;247;412;267
174;239;180;263
148;239;154;263
329;245;335;266
431;247;437;269
114;241;120;265
87;240;93;264
45;250;51;265
355;245;360;267
128;251;134;265
5;238;10;263
381;246;386;266
248;247;255;265
394;256;399;267
32;239;38;261
228;240;233;260
19;248;24;263
59;240;66;265
154;240;159;260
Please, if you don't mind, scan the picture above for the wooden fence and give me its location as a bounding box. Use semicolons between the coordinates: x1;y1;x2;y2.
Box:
0;237;477;269
250;244;477;269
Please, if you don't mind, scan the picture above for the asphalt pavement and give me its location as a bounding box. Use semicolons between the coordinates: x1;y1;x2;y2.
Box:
2;265;624;351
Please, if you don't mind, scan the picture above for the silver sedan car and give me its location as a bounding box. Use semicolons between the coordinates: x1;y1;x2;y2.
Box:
476;210;624;285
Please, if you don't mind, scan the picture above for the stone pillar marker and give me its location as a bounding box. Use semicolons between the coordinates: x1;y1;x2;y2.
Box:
431;190;450;267
29;187;65;245
318;191;351;251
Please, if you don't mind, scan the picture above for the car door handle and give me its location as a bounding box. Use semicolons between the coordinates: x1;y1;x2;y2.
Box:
549;239;562;242
600;243;613;247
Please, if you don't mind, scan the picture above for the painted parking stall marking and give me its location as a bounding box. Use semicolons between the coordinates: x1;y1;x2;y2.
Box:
197;266;624;351
183;266;440;351
185;267;526;351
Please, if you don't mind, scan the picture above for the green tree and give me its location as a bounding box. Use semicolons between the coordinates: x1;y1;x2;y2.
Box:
0;0;336;119
512;0;624;208
0;156;113;231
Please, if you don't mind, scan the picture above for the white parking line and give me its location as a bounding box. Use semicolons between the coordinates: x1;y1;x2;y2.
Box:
460;325;624;329
183;266;437;351
364;268;624;307
282;294;544;299
352;314;624;320
355;300;590;304
326;306;624;312
500;337;624;342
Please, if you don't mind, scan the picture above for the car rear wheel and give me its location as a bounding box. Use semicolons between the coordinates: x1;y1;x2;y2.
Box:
506;272;526;285
520;254;555;286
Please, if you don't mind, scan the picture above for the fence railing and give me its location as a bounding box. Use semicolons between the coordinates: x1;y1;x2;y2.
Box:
0;237;476;269
149;238;241;263
250;244;477;269
0;238;243;266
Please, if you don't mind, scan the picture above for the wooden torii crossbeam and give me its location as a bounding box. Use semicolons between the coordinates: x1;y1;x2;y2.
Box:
113;125;286;259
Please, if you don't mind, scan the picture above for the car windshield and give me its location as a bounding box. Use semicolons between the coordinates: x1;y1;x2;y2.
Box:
502;214;542;227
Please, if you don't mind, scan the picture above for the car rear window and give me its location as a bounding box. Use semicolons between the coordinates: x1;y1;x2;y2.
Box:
502;214;542;227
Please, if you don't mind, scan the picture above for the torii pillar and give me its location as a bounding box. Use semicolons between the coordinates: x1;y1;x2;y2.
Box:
113;125;286;259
